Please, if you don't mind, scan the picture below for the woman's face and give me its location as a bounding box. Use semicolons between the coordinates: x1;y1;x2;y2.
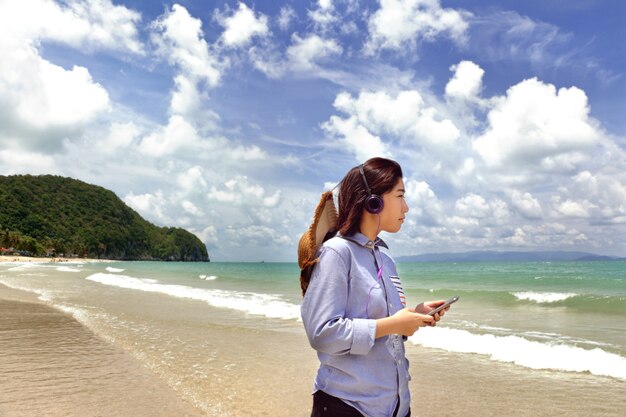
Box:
379;178;409;233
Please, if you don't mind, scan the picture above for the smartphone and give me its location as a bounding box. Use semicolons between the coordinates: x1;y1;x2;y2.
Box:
425;295;459;316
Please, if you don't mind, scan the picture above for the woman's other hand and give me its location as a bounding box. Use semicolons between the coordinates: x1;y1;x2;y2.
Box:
376;308;434;338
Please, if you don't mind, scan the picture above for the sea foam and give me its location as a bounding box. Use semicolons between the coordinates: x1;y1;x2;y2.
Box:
105;267;125;273
0;278;54;302
199;275;217;280
56;266;82;272
512;291;577;303
6;263;39;272
85;273;300;320
409;327;626;380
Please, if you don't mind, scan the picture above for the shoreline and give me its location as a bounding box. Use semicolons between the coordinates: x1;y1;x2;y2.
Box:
0;255;116;263
0;283;203;417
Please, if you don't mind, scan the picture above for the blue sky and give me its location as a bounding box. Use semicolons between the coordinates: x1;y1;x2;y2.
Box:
0;0;625;261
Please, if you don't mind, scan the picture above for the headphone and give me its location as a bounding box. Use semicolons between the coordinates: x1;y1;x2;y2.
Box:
358;164;384;214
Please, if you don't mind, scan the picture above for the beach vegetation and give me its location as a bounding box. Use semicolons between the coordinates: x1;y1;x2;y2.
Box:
0;175;209;261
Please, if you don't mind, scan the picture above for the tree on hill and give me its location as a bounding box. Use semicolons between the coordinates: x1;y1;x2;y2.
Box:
0;175;209;261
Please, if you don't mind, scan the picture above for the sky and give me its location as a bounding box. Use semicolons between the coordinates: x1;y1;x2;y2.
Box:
0;0;625;261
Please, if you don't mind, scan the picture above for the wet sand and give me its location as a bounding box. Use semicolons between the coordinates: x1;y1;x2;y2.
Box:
0;285;202;417
405;346;626;417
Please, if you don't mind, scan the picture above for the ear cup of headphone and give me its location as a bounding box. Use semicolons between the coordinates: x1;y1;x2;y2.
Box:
358;163;385;214
365;194;384;214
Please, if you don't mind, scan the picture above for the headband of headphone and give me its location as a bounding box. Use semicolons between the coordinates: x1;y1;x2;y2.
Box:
358;164;384;214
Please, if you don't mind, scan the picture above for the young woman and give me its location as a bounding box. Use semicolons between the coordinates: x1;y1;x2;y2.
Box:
300;157;448;417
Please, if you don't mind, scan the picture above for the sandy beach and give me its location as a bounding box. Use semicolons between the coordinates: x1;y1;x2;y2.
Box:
1;261;625;417
0;284;202;417
0;255;115;263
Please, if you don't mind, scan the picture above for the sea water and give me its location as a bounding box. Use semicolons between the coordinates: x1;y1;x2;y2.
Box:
1;259;625;415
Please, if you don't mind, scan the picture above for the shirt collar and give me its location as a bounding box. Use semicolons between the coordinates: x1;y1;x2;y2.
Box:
340;232;388;249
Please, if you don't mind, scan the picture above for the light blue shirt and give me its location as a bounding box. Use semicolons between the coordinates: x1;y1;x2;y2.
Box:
301;233;410;417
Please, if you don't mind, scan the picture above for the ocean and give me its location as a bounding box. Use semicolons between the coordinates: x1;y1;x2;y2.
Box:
1;259;624;416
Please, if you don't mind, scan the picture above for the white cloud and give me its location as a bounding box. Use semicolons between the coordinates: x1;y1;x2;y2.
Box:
454;193;491;219
196;225;219;247
169;75;208;122
144;5;267;166
510;190;542;219
216;2;270;48
448;194;510;230
545;170;626;224
208;176;281;208
136;115;266;164
97;122;141;154
286;33;343;72
328;90;460;150
442;60;487;130
573;171;626;221
445;60;484;103
365;0;470;54
224;224;292;248
177;166;208;194
5;58;110;129
0;0;144;147
58;0;144;54
467;10;570;66
251;32;343;79
318;0;334;9
473;78;601;171
0;147;57;174
181;200;202;216
509;227;528;246
0;0;144;55
125;190;169;224
150;5;224;128
556;199;594;218
446;215;479;230
489;199;511;225
248;44;285;78
152;4;221;85
277;5;297;31
137;115;200;157
308;0;338;33
447;157;476;189
322;115;391;162
404;179;444;226
120;163;294;259
496;222;592;249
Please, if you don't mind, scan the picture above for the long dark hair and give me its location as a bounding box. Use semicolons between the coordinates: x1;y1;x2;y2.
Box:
298;157;403;296
337;157;403;236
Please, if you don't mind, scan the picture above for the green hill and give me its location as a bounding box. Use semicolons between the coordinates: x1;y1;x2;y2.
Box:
0;175;209;261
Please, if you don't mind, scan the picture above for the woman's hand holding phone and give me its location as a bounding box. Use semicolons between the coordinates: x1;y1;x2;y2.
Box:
378;296;459;338
415;296;459;325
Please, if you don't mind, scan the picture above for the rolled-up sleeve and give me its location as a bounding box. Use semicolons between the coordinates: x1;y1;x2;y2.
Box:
301;247;376;356
349;318;376;355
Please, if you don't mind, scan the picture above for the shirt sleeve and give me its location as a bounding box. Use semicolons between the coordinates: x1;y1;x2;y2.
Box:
301;247;377;356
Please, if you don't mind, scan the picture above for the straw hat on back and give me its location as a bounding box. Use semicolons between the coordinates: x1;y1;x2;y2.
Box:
298;191;338;295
